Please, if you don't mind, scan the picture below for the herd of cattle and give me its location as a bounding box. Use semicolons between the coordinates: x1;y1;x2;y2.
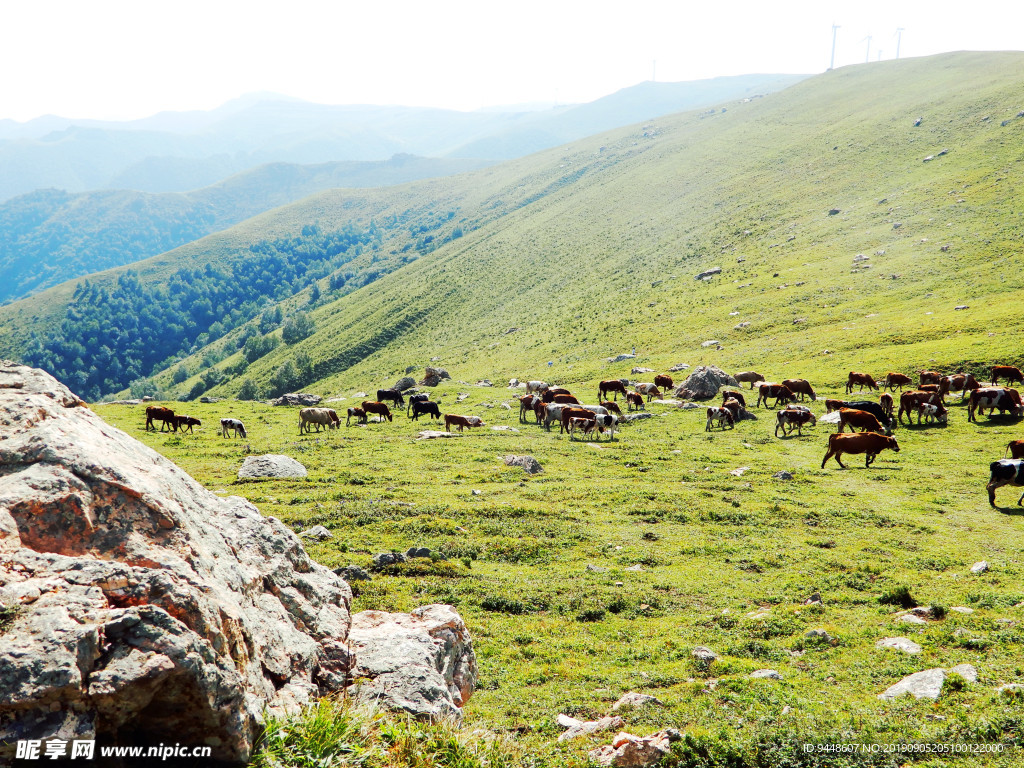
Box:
140;364;1024;507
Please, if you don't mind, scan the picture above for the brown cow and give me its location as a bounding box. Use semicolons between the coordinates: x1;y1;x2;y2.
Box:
735;371;765;389
552;394;580;405
173;415;201;433
654;374;673;391
568;415;601;440
883;372;913;391
821;432;900;468
598;380;628;401
721;389;746;408
559;407;597;434
626;392;645;412
635;383;662;402
520;394;542;422
444;414;484;432
898;390;942;425
846;372;878;393
879;392;894;417
917;370;943;386
782;378;816;402
942;372;980;400
825;399;846;413
600;400;622;415
837;408;883;434
755;383;794;409
346;407;367;426
361;401;393;423
1005;440;1024;459
145;405;176;432
991;365;1024;386
542;387;572;403
721;397;745;423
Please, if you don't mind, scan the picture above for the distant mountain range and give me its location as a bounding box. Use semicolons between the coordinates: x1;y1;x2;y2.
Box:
0;75;807;201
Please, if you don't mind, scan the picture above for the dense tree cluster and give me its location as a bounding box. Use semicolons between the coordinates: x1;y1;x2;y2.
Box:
26;224;374;399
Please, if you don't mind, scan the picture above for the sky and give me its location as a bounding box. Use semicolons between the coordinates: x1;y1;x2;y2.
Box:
1;0;1022;122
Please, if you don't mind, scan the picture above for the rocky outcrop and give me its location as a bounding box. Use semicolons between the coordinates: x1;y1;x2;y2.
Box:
419;367;451;387
0;363;477;761
503;455;543;474
347;605;478;721
270;392;322;406
238;454;308;479
673;365;737;400
392;377;416;393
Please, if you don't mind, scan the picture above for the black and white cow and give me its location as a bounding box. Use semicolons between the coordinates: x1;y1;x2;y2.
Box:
220;418;247;438
987;459;1024;507
775;408;816;437
705;406;735;431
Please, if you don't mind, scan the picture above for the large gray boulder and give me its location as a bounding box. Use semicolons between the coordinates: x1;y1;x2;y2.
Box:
673;365;738;400
270;392;322;406
238;454;308;479
393;377;417;393
419;367;451;387
0;363;351;762
347;605;478;721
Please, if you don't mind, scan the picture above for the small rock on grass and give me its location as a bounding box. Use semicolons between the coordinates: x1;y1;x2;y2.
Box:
876;637;922;654
611;692;665;711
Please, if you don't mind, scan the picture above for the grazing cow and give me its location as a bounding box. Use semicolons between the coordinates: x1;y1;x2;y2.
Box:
569;416;600;440
782;379;816;402
410;400;442;421
526;380;549;394
755;383;794;409
987;459;1024;506
520;394;542;422
626;392;645;412
898;391;942;425
635;383;662;402
598;380;629;401
406;393;430;416
917;402;948;425
917;370;943;387
542;387;572;403
300;407;339;434
593;413;618;440
846;371;878;394
145;406;176;432
775;408;816;437
883;372;913;391
444;414;483;432
361;401;393;423
600;400;622;415
559;407;597;434
346;407;367;426
705;406;735;431
844;400;896;433
967;388;1024;422
576;404;610;417
721;397;745;423
376;389;405;407
721;390;746;408
991;365;1024;386
825;399;846;413
552;394;581;405
879;392;894;417
942;373;980;400
173;415;201;434
821;432;900;469
221;418;247;438
735;371;765;389
1005;440;1024;459
654;374;673;391
542;403;574;431
837;408;884;434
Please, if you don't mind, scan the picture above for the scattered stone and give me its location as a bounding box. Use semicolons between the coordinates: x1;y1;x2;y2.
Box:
335;565;371;582
606;353;638;363
949;606;974;614
954;305;969;311
586;565;608;573
750;669;783;680
673;365;738;400
456;393;469;402
348;605;478;721
828;208;841;216
624;565;644;572
632;367;655;374
406;365;418;374
373;552;407;568
589;729;682;767
668;363;690;372
199;396;222;403
971;561;989;574
238;454;307;479
997;684;1024;697
611;692;665;712
876;637;922;654
490;425;518;432
621;413;653;422
418;430;460;439
879;668;946;700
773;471;794;480
899;614;928;625
393;376;416;392
406;547;432;559
949;664;978;683
503;455;542;474
298;525;333;541
558;715;625;741
679;402;700;410
700;340;720;348
650;399;682;406
419;367;451;387
804;592;823;605
476;380;492;387
695;267;722;280
730;467;750;476
805;629;831;642
734;322;750;329
692;646;719;663
270;392;322;406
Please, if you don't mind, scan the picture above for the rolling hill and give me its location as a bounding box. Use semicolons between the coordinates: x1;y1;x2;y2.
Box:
3;52;1023;403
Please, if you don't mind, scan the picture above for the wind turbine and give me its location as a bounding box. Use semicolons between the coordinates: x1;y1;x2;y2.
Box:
860;35;872;63
829;24;840;70
894;28;905;59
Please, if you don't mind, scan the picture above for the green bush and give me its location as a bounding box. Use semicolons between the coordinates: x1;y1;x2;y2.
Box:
879;585;917;609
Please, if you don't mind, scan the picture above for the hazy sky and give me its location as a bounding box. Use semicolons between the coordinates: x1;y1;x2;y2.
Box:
2;0;1021;122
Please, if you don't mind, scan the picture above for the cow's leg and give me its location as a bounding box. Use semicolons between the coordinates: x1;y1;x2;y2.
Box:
821;450;835;468
1017;488;1024;506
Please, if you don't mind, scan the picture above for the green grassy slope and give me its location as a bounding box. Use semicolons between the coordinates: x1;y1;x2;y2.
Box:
190;51;1024;402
